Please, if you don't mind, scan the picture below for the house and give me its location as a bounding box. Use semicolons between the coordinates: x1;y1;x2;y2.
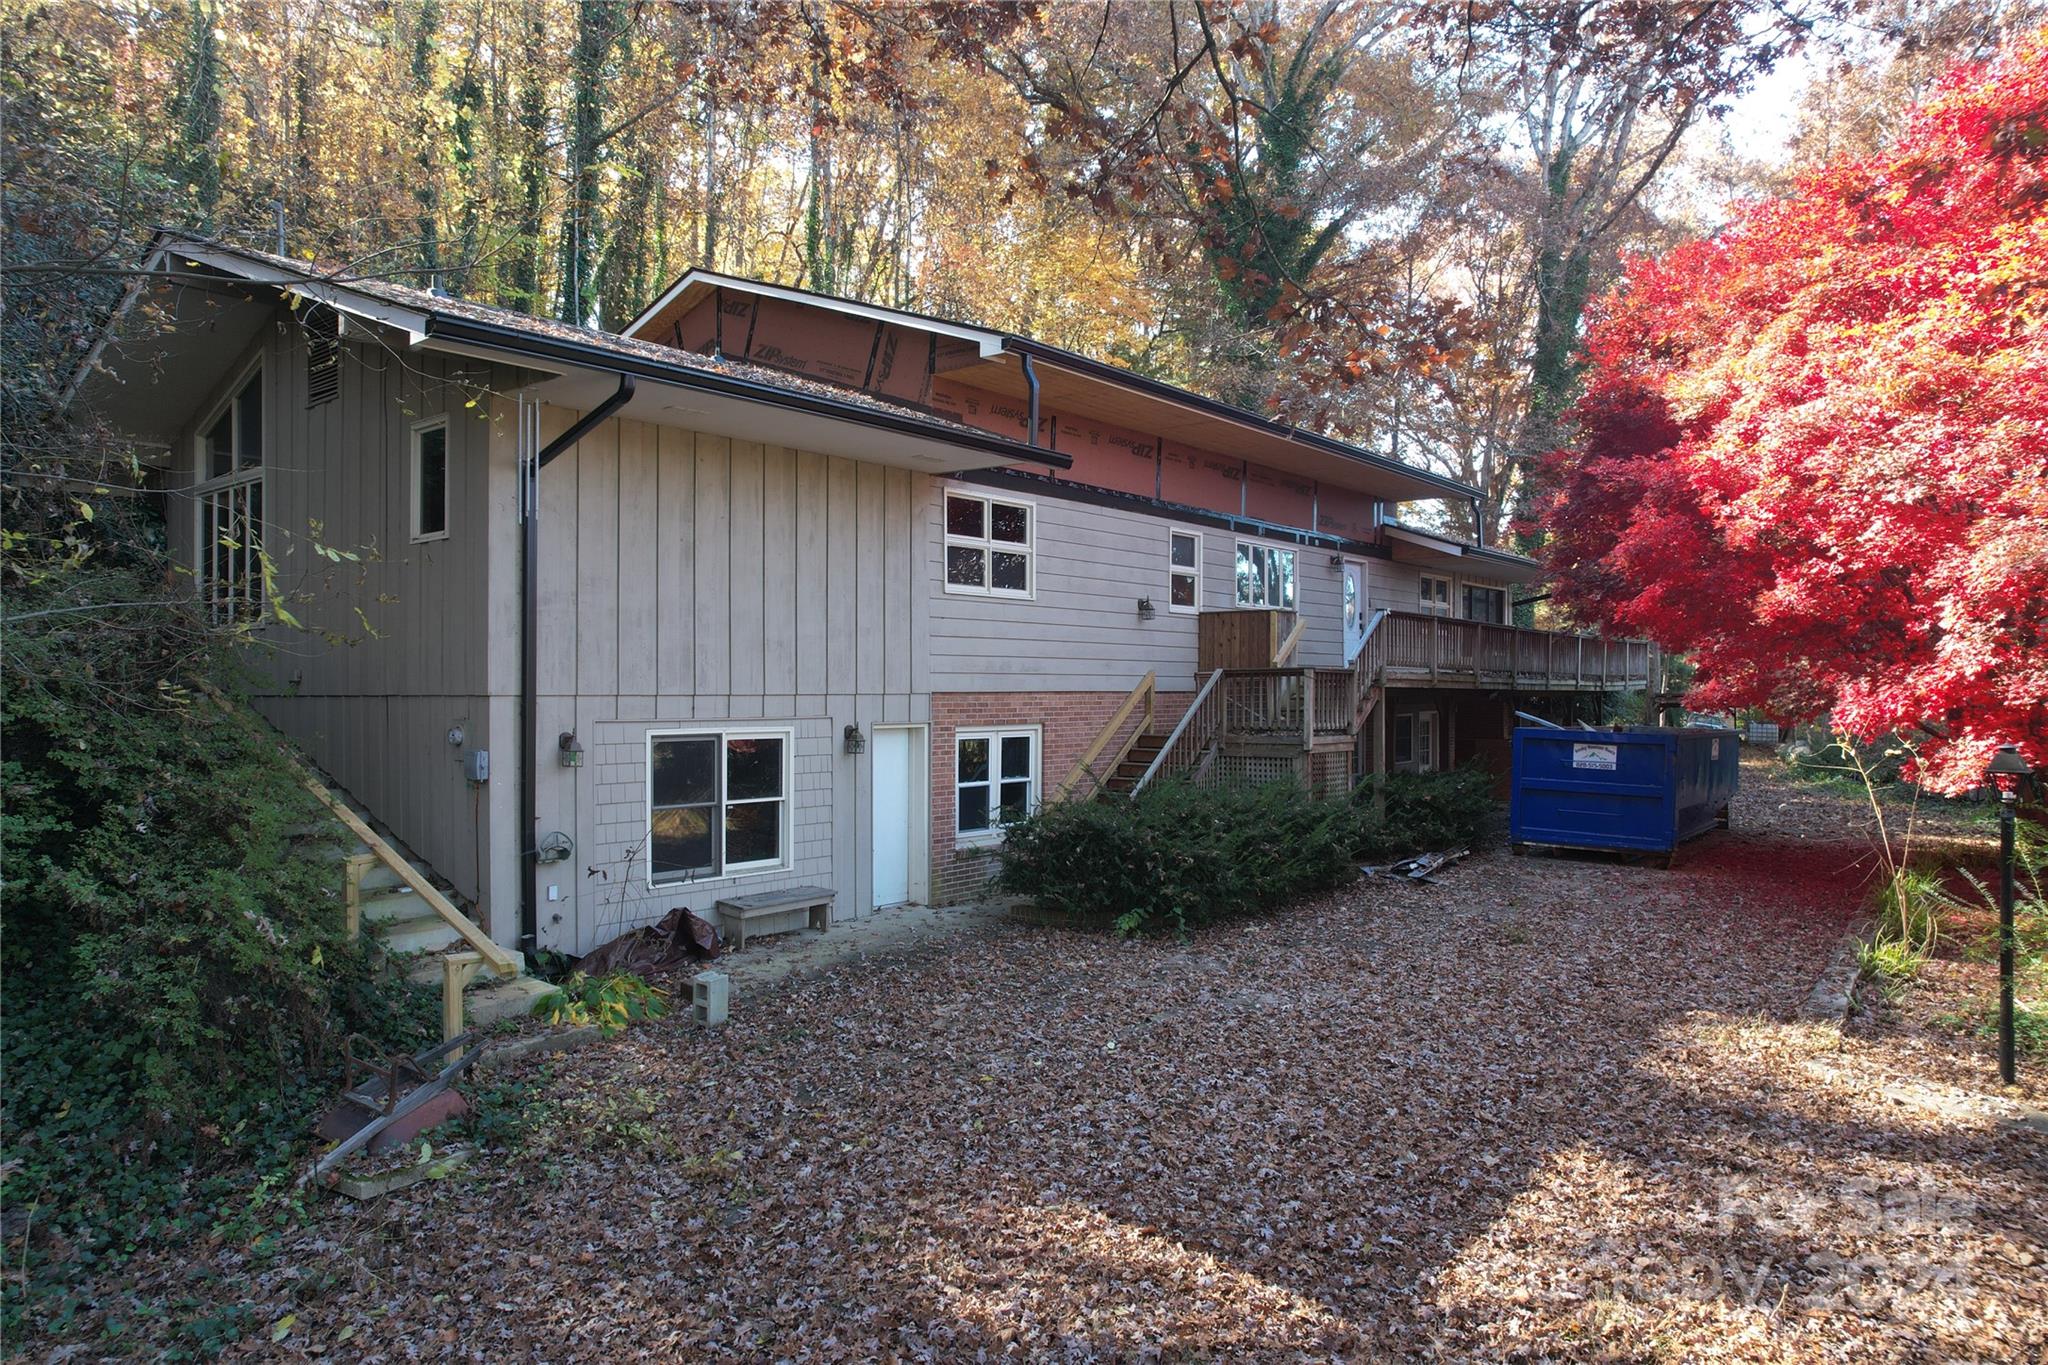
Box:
70;231;1656;964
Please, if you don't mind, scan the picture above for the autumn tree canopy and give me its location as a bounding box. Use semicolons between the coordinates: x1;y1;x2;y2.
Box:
1537;27;2048;791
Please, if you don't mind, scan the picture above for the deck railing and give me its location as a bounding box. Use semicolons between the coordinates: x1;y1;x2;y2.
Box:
1379;611;1654;689
1131;668;1226;794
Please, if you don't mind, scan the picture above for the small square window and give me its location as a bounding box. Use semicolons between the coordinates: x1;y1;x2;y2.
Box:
943;490;1033;598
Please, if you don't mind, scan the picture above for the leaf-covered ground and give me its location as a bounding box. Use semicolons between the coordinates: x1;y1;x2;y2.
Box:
59;760;2048;1359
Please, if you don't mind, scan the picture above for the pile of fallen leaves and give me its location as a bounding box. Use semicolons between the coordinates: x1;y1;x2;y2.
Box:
25;758;2046;1359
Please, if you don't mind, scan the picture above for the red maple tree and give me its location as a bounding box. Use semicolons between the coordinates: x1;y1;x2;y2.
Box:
1536;27;2048;794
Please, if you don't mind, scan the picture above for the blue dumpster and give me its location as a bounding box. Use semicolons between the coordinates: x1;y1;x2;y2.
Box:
1509;726;1739;861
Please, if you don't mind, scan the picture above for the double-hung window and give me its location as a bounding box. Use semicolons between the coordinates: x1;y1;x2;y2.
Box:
1234;541;1295;609
193;363;265;623
1168;530;1200;612
1462;583;1507;624
411;418;449;542
1418;574;1451;616
648;729;790;885
956;728;1037;840
944;491;1033;597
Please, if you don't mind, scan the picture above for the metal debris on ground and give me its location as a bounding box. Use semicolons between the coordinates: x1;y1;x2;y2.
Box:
1359;849;1469;883
307;1032;481;1187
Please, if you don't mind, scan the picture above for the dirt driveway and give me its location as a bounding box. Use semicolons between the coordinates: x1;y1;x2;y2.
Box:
117;762;2048;1360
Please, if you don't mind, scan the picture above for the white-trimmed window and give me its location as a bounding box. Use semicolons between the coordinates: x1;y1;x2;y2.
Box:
1234;540;1295;609
956;728;1038;840
1392;712;1438;772
1462;582;1507;624
944;490;1034;597
1169;530;1200;612
1418;573;1451;616
647;728;791;885
411;417;449;542
193;362;265;623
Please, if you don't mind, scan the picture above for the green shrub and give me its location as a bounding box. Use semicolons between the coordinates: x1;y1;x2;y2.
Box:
2;591;433;1337
531;971;669;1035
993;779;1355;937
1353;765;1498;859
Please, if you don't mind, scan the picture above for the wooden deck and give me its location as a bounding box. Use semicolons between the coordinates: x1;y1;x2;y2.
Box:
1378;611;1655;691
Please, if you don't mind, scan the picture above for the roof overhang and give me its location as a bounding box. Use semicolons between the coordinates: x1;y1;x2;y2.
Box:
1386;523;1541;583
624;268;1008;360
68;234;1070;476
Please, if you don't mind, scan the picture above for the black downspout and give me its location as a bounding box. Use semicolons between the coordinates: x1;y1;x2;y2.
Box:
520;375;635;957
1020;351;1040;447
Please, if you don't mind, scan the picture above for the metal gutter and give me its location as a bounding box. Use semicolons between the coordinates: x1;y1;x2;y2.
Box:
520;374;635;956
425;315;1069;472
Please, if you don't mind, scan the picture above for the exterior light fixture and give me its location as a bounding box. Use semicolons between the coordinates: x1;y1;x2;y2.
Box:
1988;743;2033;1086
1136;597;1157;620
557;731;583;768
843;724;866;756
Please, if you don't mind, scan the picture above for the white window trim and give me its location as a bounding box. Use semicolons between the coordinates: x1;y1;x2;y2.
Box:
192;355;264;491
192;357;266;623
1418;572;1452;616
1168;528;1202;614
644;725;796;889
1233;537;1298;610
954;725;1040;846
410;416;451;544
1416;710;1438;773
942;489;1036;600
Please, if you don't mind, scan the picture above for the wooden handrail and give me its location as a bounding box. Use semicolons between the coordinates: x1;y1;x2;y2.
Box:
1132;667;1225;794
1271;614;1306;666
205;685;523;978
1055;669;1156;799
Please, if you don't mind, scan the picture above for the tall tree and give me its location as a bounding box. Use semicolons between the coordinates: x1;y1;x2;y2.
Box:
168;0;225;231
1537;27;2048;792
557;0;622;324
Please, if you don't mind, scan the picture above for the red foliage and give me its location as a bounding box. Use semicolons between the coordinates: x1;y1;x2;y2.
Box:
1537;29;2048;794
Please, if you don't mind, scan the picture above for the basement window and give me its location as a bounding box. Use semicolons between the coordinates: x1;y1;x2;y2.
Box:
957;728;1037;841
944;491;1034;598
648;729;791;885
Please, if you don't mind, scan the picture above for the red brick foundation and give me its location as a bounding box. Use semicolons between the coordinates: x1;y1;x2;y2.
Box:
929;689;1192;905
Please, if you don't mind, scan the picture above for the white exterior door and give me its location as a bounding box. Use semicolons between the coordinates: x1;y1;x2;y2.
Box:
1343;561;1368;663
871;726;914;907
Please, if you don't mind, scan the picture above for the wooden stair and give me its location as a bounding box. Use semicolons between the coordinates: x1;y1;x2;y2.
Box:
1099;733;1167;795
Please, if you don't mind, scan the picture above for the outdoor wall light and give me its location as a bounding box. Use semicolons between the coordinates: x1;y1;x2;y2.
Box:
557;730;583;768
843;724;867;755
1136;596;1157;620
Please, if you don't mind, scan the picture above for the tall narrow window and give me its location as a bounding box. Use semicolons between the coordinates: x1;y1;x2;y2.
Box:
1418;574;1451;616
193;364;265;623
943;491;1033;597
1234;541;1295;609
956;728;1037;839
412;418;449;542
649;729;790;885
1169;530;1200;612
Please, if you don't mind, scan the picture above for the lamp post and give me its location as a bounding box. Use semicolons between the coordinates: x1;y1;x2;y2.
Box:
1987;743;2031;1086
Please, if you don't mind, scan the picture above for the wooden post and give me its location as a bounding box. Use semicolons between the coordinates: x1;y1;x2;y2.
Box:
1301;670;1315;750
441;952;486;1055
1372;690;1388;820
344;853;376;940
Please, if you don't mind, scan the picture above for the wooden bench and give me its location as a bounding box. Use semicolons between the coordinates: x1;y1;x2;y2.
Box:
715;885;836;951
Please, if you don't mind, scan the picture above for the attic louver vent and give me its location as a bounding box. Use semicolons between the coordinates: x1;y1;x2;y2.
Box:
304;304;340;407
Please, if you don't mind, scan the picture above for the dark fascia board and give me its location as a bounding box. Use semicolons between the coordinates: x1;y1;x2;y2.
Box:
952;467;1391;559
417;316;1071;472
1000;337;1481;502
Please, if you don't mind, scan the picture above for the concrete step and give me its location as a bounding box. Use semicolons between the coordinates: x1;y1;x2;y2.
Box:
467;975;557;1029
377;911;462;955
359;884;425;923
354;859;406;894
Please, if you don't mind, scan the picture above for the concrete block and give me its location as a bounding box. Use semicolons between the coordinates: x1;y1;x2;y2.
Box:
692;971;731;1028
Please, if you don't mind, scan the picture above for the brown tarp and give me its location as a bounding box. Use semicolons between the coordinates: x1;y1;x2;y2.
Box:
575;906;721;978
